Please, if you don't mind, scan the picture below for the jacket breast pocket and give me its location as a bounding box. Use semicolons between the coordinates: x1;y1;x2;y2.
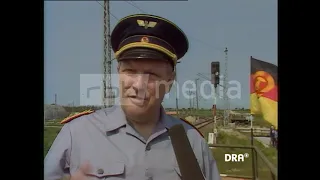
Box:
173;164;206;180
87;162;125;180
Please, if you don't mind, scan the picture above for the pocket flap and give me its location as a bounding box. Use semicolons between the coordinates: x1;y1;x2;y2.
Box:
88;162;125;178
174;165;205;179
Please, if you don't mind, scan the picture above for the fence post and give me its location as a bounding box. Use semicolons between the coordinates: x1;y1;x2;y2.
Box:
255;149;259;178
251;128;256;180
271;172;276;180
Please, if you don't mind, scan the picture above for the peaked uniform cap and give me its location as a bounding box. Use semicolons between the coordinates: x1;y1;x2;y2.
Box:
111;14;189;65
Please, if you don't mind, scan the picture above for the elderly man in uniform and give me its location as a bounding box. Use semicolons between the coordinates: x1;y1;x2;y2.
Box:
44;14;220;180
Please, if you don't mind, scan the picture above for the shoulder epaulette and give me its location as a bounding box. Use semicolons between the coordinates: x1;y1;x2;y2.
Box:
60;110;95;124
179;118;204;138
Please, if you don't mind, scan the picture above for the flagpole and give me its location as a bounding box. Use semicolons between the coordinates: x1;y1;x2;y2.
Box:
175;62;181;117
249;56;257;179
250;55;252;115
249;56;254;147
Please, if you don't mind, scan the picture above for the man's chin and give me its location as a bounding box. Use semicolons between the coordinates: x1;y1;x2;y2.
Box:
121;103;149;117
121;100;148;111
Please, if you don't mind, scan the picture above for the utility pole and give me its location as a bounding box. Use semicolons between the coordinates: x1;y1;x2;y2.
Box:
54;94;57;105
103;0;113;108
187;90;195;115
195;78;199;111
175;76;179;117
54;94;57;119
192;96;194;110
175;62;180;117
223;47;229;126
188;89;192;109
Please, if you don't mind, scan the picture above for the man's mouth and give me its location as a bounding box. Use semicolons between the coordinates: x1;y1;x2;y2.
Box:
127;95;146;101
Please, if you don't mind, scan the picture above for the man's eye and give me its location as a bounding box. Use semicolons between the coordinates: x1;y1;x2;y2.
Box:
124;69;135;73
146;72;159;77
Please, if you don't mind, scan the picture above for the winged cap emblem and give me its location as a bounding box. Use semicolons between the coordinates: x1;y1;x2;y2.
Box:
137;20;157;29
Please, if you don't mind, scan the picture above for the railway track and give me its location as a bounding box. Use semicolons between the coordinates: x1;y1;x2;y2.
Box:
195;120;214;129
45;117;218;129
193;117;221;129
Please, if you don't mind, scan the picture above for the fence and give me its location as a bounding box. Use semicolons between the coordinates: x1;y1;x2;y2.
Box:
209;129;277;180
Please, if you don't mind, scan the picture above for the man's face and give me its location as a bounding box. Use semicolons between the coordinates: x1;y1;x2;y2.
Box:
117;59;175;117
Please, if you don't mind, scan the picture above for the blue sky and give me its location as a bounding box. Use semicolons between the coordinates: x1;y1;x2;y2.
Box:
44;0;277;109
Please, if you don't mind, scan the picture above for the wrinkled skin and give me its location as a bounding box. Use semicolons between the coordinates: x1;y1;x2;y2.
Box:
117;59;175;124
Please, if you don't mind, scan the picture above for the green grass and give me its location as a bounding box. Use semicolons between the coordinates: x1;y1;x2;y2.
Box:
45;118;64;126
44;127;62;156
200;124;277;179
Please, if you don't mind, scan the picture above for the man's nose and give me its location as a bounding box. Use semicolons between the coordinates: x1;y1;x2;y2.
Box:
132;74;149;90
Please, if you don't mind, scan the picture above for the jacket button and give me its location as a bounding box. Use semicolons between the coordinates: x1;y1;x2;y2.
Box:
97;168;104;174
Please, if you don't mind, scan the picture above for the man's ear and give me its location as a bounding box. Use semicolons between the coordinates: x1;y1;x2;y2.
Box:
166;71;176;93
117;61;121;73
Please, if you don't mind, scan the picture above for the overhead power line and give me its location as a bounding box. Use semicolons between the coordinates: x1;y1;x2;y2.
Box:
120;1;225;53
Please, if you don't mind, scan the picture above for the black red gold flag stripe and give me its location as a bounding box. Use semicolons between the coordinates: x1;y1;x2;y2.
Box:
250;56;278;128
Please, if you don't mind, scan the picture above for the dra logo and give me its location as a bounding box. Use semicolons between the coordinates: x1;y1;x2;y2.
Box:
225;153;249;162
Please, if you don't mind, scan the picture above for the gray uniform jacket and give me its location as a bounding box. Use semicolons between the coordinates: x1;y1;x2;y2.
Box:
44;106;220;180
